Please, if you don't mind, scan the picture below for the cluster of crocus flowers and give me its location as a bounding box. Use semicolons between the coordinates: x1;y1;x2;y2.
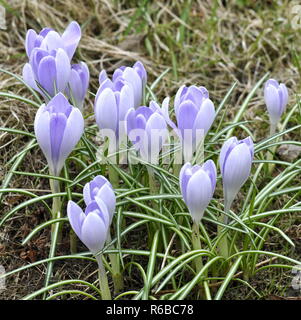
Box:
23;21;89;108
67;175;116;300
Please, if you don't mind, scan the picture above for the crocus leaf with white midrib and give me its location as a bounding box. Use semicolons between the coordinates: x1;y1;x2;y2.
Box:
219;136;254;212
264;78;288;132
179;160;217;223
160;85;216;162
34;93;84;176
126;101;168;164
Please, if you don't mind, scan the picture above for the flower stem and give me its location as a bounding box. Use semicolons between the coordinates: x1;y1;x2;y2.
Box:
191;221;203;273
107;233;123;294
218;202;231;260
96;255;112;300
49;179;62;243
267;123;277;174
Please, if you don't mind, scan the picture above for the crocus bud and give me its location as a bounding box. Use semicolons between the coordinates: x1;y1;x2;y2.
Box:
162;85;215;162
25;21;81;60
125;102;168;163
66;62;89;110
83;175;116;220
264;79;288;128
34;93;84;176
219;136;254;211
67;197;111;254
179;160;216;223
99;61;146;108
23;48;71;99
95;73;134;140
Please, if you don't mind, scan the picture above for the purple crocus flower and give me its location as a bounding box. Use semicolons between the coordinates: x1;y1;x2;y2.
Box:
66;62;89;110
25;21;81;60
67;197;111;254
83;175;116;220
179;160;216;223
162;85;215;162
95;71;134;140
23;48;71;99
125;101;168;164
99;61;147;109
264;79;288;129
219;136;254;211
34;93;84;176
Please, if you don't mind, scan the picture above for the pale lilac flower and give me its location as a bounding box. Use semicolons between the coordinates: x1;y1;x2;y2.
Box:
34;93;84;176
161;85;215;162
23;48;71;99
179;160;216;223
264;79;288;128
219;136;254;211
66;62;89;110
67;198;111;254
25;21;81;60
125;101;168;164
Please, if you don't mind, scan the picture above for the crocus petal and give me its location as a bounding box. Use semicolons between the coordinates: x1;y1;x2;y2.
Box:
43;30;64;52
122;67;143;108
193;98;215;135
80;212;107;254
61;21;81;60
202;160;217;195
96;184;116;218
55;107;84;175
55;48;71;92
219;137;238;176
186;169;213;223
179;162;192;203
37;55;57;96
223;143;252;207
67;200;85;238
95;88;118;132
177;101;198;138
264;84;281;125
22;63;39;92
25;29;37;57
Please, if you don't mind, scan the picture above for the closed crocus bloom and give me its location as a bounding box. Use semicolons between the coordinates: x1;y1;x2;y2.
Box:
83;175;116;220
162;85;215;162
25;21;81;60
34;93;84;176
219;136;254;211
23;48;71;99
99;61;146;109
66;62;89;110
125;102;168;163
264;79;288;130
95;72;134;139
67;197;111;254
179;160;216;223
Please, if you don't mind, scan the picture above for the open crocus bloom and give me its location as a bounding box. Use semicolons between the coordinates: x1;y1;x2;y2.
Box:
34;93;84;176
264;79;288;127
83;175;116;221
179;160;216;223
67;198;111;255
25;21;81;60
219;136;254;210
